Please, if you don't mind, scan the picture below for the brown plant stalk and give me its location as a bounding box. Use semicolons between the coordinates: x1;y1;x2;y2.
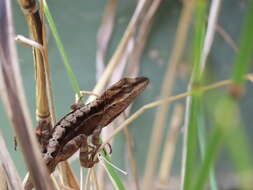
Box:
0;0;54;189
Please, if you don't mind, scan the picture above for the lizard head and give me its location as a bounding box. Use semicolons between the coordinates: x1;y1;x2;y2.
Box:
98;77;149;126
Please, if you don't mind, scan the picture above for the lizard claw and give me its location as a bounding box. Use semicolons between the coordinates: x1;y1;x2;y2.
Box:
101;143;112;156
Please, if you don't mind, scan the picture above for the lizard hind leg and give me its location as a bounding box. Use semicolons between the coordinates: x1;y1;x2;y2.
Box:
80;125;103;168
79;138;99;168
90;126;112;160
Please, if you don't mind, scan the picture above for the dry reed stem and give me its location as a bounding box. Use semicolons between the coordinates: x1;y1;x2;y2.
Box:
123;119;140;190
143;1;196;189
158;104;184;186
200;0;222;72
0;0;54;189
18;0;77;187
96;0;117;81
120;1;163;188
15;35;75;189
0;131;24;190
216;24;238;52
59;162;80;190
15;38;69;184
39;0;56;124
127;0;161;76
85;4;152;185
91;0;150;97
99;77;242;151
17;0;50;121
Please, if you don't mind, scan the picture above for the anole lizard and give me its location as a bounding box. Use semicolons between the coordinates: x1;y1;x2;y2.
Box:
24;77;149;189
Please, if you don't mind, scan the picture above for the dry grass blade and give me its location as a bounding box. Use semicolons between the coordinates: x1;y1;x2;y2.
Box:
143;1;196;189
17;0;51;122
127;0;161;76
201;0;222;72
17;0;78;188
0;0;54;189
95;1;150;188
0;131;23;190
91;0;151;97
123;118;140;190
99;77;236;152
119;1;163;187
216;24;238;53
96;0;117;80
59;162;80;190
158;104;184;187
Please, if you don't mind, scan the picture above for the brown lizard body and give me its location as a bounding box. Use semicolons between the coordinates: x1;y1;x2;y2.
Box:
25;77;149;190
44;77;149;172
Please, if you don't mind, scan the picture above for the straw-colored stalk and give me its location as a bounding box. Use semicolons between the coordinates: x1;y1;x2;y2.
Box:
0;0;54;189
98;74;253;153
143;1;196;189
17;0;79;188
158;104;184;186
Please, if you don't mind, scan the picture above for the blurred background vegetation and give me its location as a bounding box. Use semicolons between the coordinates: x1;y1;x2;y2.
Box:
1;0;253;189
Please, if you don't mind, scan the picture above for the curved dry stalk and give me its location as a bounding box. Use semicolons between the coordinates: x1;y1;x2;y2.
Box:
143;1;196;188
99;77;237;151
216;24;238;52
58;162;80;190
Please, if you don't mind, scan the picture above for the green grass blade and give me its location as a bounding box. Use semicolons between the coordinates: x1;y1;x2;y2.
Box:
102;153;126;190
183;95;202;190
232;0;253;84
191;0;206;83
197;110;218;190
43;0;81;98
182;1;207;190
224;98;253;189
193;124;222;190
